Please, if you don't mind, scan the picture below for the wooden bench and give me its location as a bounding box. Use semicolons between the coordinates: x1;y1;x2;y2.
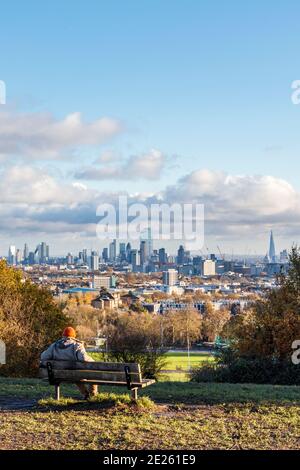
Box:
39;360;155;401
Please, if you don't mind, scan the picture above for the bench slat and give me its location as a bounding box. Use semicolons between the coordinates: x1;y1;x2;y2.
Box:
40;360;141;373
39;368;142;382
41;378;156;388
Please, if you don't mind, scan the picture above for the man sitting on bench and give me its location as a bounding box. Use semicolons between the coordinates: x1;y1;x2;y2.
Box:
41;326;98;399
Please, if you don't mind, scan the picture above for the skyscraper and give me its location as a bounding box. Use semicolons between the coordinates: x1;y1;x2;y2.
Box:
91;251;99;271
8;245;16;265
269;231;276;262
109;239;117;262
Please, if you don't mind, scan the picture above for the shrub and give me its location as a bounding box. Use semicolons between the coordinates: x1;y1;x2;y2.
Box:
190;355;300;385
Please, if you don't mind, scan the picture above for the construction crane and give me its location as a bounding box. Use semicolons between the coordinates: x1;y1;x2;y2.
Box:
217;245;225;260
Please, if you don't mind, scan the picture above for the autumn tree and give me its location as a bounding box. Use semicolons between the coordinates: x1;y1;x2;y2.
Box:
224;247;300;360
0;261;69;376
201;302;231;342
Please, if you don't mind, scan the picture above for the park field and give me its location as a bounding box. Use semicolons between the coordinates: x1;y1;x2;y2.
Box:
0;377;299;450
90;351;215;381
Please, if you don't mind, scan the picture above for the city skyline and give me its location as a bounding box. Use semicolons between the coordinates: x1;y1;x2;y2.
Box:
1;2;300;253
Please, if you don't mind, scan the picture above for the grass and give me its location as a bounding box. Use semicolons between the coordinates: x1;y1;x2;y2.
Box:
0;377;300;449
1;376;300;405
162;352;214;371
90;351;214;381
0;403;299;449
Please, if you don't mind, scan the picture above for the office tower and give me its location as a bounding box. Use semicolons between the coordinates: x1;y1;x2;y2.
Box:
102;247;108;262
126;242;132;262
8;245;16;265
280;249;288;263
141;228;153;260
16;249;22;264
269;231;276;262
82;248;88;264
140;240;147;266
130;249;140;270
109;239;117;262
210;253;217;262
91;251;99;271
163;269;178;286
119;242;126;259
67;253;73;265
28;252;35;265
177;245;185;265
23;243;29;261
159;248;167;265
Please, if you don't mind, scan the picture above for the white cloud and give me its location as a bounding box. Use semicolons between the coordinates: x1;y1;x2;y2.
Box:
75;149;167;180
0;109;122;159
0;166;300;250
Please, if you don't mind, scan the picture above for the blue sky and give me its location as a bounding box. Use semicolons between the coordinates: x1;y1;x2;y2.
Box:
1;1;300;254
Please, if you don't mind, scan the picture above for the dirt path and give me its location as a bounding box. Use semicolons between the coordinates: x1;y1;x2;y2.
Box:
0;397;36;410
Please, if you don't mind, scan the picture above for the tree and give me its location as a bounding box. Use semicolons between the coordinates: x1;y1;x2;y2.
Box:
0;261;70;376
104;311;166;378
223;247;300;360
201;302;231;342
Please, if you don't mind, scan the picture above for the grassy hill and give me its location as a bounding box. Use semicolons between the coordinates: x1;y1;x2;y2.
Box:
0;377;299;450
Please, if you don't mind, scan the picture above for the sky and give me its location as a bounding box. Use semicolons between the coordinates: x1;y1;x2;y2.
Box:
1;0;300;255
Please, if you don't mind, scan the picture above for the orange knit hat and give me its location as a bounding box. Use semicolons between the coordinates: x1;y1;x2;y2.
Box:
63;326;76;338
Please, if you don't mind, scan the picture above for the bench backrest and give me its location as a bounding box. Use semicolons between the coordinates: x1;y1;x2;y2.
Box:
39;360;142;383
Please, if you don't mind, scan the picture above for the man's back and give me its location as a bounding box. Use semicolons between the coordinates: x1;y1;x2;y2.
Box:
41;337;93;362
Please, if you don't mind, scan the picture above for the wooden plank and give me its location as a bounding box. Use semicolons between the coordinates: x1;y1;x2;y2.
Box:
39;368;141;382
40;360;141;373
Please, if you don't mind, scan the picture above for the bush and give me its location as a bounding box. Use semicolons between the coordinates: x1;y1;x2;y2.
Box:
190;355;300;385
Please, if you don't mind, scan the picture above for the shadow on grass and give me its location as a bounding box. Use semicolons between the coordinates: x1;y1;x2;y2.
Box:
0;377;300;407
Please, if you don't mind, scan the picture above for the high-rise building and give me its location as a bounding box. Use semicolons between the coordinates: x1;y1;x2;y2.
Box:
119;242;126;260
126;242;132;262
268;231;276;262
23;243;29;261
141;228;153;260
102;247;108;262
91;251;99;271
140;240;147;266
82;249;88;264
177;245;185;265
130;249;140;271
201;260;216;276
109;239;117;262
8;245;16;265
159;248;167;265
163;269;178;286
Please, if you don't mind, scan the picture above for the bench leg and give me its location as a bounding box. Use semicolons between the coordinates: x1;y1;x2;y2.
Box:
55;384;60;401
131;388;138;401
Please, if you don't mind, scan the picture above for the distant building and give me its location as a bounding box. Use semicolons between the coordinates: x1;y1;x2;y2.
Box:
8;245;16;265
201;260;216;276
163;269;178;286
92;275;116;289
91;251;99;271
109;239;117;262
268;231;276;262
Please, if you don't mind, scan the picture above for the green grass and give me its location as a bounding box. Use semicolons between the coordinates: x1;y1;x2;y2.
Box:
1;377;300;450
163;352;214;371
90;351;214;381
0;404;299;449
1;376;300;405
